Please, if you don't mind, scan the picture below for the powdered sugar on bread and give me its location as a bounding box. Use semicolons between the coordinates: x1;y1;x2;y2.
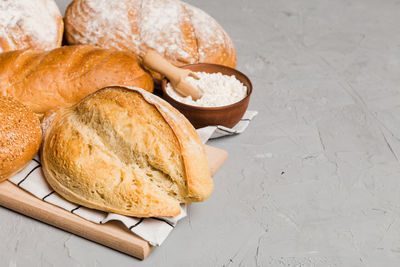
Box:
70;0;139;51
65;0;236;67
0;0;63;52
139;0;196;62
186;5;227;60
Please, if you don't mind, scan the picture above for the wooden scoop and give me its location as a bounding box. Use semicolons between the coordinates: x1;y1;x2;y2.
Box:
143;50;202;100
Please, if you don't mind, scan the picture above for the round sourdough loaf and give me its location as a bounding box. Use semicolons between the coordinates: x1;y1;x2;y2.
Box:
0;0;63;53
41;86;213;217
64;0;236;74
0;97;42;182
0;45;154;117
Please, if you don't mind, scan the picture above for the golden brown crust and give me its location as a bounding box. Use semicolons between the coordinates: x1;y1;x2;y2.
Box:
41;86;213;217
0;45;154;117
64;0;237;77
132;87;213;200
0;97;42;181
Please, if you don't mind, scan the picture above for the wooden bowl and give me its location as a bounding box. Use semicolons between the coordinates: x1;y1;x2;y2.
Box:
161;63;252;129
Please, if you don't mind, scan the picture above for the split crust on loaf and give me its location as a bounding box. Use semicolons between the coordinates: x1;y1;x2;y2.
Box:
41;86;213;217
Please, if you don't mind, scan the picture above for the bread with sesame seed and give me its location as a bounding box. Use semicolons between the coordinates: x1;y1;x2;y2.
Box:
0;96;42;181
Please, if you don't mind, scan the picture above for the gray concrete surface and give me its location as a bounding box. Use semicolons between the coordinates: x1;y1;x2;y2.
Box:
2;0;400;266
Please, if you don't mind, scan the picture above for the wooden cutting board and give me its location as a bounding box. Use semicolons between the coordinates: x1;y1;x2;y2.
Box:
0;145;228;260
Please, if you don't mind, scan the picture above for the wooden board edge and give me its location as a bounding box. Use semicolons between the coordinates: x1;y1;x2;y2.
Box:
206;145;229;176
0;181;152;260
0;145;228;260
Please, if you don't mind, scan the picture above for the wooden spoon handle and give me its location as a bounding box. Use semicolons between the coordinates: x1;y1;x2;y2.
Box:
143;50;181;83
143;50;202;100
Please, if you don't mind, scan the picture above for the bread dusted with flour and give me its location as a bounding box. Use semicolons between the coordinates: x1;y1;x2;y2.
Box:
0;45;153;117
0;0;63;53
64;0;236;73
0;97;42;182
41;86;213;217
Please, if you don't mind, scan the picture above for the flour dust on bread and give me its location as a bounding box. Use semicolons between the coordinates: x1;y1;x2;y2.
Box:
0;0;63;53
0;45;153;117
41;86;213;217
64;0;236;70
0;96;42;182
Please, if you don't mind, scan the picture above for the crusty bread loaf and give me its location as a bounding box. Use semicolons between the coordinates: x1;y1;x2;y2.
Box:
41;86;213;217
0;0;63;53
0;97;42;182
64;0;236;73
0;45;153;117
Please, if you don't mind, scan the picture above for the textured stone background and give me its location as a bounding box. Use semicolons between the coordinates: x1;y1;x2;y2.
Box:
2;0;400;266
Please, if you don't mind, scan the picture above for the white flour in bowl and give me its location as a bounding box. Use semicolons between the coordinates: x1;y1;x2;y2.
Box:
166;72;247;107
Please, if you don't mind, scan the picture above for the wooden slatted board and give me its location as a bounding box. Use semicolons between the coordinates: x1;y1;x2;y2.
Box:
0;145;228;260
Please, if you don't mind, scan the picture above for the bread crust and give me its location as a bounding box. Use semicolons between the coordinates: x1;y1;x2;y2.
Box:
0;45;154;117
0;0;63;53
41;86;213;217
64;0;236;72
0;97;42;181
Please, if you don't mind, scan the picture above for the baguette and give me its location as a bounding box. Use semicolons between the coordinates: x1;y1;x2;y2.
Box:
41;86;213;217
0;45;153;117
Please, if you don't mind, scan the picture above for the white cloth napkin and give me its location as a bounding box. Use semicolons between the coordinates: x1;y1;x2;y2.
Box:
196;111;258;143
8;110;257;246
